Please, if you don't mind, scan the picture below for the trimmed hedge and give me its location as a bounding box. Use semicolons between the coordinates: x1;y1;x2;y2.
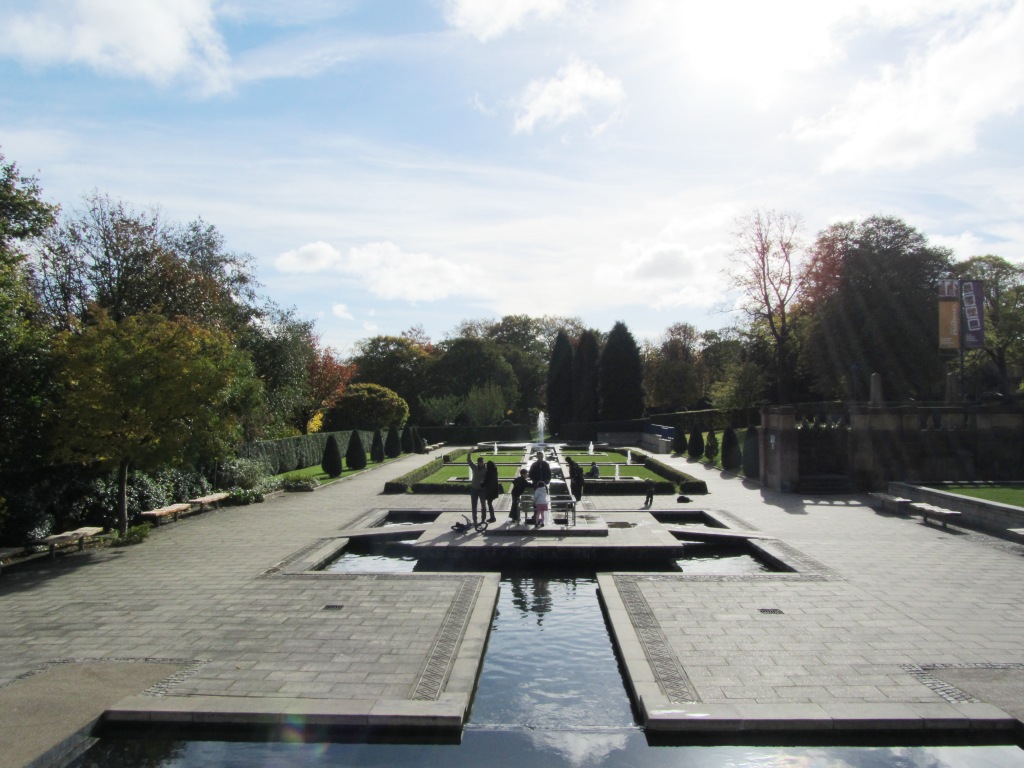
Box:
239;430;374;475
384;448;470;493
642;455;709;495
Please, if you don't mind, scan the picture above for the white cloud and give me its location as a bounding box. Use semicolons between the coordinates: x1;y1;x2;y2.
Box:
444;0;574;41
514;57;625;134
344;241;482;302
793;1;1024;171
331;303;354;320
0;0;231;93
275;241;343;272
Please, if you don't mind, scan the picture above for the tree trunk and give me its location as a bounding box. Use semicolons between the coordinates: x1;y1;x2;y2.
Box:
117;458;130;536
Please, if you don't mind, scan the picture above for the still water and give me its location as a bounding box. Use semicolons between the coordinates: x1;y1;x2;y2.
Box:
70;572;1024;767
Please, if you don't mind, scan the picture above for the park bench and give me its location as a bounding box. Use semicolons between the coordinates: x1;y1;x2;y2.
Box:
187;492;230;512
908;502;961;530
139;503;192;525
867;492;913;514
426;441;446;452
31;526;105;558
0;546;24;574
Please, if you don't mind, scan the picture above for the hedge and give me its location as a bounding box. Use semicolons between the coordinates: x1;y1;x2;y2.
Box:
383;448;470;493
642;455;709;495
239;430;375;475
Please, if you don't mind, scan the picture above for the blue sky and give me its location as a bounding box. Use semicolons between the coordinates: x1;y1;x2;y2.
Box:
2;0;1022;354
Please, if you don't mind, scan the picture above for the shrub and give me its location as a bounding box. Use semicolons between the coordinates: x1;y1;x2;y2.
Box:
384;427;402;459
370;429;386;463
227;487;264;505
687;427;704;459
112;523;151;547
721;427;741;471
742;426;760;478
281;477;319;492
218;457;270;490
346;430;368;470
704;430;719;462
322;383;409;431
321;435;343;478
411;425;425;454
401;425;415;454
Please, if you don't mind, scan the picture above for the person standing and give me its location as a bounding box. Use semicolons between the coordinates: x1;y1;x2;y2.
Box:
643;477;655;507
483;460;500;522
566;457;584;502
533;481;550;528
509;468;530;523
528;451;551;487
466;453;487;524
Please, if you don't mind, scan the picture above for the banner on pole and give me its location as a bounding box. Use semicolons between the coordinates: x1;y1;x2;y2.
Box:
961;280;984;349
938;280;960;350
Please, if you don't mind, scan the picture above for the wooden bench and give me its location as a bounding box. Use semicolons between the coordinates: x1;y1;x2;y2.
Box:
187;492;230;512
0;546;24;574
908;502;962;529
867;492;913;514
140;503;192;525
31;527;105;558
425;441;446;452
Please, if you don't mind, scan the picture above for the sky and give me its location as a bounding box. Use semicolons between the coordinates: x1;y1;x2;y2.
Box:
1;0;1023;355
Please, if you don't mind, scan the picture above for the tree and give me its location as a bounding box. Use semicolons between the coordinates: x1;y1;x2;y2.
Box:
742;426;760;477
323;383;409;431
294;342;356;434
49;311;261;534
598;321;645;420
34;192;254;329
710;360;767;410
321;434;343;478
345;430;367;470
237;306;317;437
0;150;58;471
546;330;574;434
644;322;701;413
704;430;719;462
463;383;507;426
721;427;742;471
571;329;601;423
370;429;386;463
727;209;804;403
426;337;519;415
350;335;432;421
801;216;953;401
953;255;1024;396
384;427;402;459
687;427;704;459
419;394;464;426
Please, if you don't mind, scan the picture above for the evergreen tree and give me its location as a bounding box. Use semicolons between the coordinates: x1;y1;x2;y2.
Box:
687;427;704;459
546;330;574;434
346;430;367;470
571;329;601;423
411;425;425;454
721;427;742;471
321;434;343;478
370;429;385;463
704;430;719;462
401;425;415;453
384;427;402;459
598;321;645;420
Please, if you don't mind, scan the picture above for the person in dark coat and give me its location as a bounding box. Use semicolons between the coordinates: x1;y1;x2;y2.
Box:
509;468;530;523
643;477;655;507
528;451;551;487
566;457;584;502
483;460;500;522
466;453;487;524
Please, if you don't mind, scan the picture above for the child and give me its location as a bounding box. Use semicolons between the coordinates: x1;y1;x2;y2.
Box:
533;482;550;528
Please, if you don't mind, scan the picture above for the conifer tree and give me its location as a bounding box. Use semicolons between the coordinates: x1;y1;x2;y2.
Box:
721;427;741;471
598;321;644;420
687;427;704;459
384;427;402;459
370;429;385;463
742;426;760;478
346;430;367;470
321;434;343;478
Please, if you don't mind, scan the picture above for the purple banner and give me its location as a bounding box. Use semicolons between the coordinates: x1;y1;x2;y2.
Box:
960;280;985;349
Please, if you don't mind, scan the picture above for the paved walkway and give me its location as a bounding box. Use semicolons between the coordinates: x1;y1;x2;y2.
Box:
2;447;1023;766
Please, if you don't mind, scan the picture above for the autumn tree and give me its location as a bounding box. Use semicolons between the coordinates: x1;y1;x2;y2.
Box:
50;311;261;534
293;342;355;433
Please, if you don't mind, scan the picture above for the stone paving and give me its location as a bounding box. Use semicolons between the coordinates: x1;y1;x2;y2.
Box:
2;445;1024;764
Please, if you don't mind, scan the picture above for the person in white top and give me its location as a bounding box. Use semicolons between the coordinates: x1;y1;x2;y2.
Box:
533;482;550;528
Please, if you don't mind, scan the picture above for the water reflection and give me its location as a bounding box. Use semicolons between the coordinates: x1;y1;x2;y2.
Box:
72;731;1024;768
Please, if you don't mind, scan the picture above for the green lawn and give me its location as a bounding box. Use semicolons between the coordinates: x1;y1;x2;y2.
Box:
274;452;399;485
938;484;1024;507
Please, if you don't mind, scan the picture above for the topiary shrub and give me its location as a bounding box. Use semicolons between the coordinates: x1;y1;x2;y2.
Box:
112;522;151;547
721;427;741;471
384;427;402;459
687;427;704;459
704;430;719;462
411;425;425;454
346;430;368;471
321;434;343;478
742;426;760;478
370;429;386;463
401;425;415;454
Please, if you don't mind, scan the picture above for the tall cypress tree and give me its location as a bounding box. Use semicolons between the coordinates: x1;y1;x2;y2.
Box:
546;330;574;435
598;321;644;420
370;429;386;463
346;430;367;470
572;329;600;423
